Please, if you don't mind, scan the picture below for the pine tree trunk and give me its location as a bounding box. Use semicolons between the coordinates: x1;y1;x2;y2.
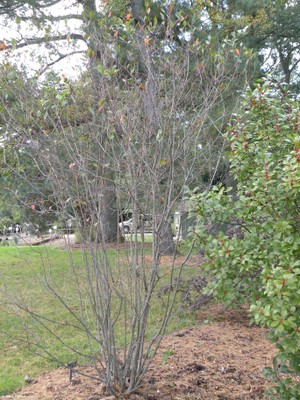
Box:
82;0;118;242
158;219;175;256
130;0;175;255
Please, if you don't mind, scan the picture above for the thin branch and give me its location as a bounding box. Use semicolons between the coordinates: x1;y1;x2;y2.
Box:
34;0;65;8
290;58;300;74
0;0;64;15
37;50;85;76
1;33;86;51
18;13;83;22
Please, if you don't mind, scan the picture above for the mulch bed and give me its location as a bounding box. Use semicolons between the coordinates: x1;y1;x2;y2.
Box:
4;305;277;400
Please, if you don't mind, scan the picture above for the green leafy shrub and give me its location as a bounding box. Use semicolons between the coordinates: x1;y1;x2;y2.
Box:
190;80;300;399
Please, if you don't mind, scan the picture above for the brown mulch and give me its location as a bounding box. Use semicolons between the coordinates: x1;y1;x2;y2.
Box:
3;305;277;400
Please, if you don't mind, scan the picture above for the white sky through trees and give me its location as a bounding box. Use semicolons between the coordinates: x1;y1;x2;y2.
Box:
0;0;91;78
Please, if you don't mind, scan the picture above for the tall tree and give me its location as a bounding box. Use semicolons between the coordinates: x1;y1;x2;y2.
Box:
202;0;300;85
0;0;253;246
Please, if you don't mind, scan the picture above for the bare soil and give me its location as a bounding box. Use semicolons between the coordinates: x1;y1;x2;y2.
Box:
16;234;76;247
3;305;276;400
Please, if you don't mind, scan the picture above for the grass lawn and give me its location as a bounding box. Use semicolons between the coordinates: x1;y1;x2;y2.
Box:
0;246;84;394
0;245;199;395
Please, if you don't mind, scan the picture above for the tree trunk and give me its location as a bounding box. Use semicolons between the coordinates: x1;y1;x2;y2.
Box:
279;50;291;84
130;0;175;255
98;178;118;242
158;219;175;256
82;0;118;242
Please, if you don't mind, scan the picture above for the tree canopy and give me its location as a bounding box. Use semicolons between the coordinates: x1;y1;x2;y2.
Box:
0;0;254;244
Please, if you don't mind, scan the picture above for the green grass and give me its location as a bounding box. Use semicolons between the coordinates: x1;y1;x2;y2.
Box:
0;244;199;395
0;246;83;394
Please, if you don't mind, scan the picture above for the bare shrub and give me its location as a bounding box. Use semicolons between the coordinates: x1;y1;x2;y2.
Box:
0;32;251;394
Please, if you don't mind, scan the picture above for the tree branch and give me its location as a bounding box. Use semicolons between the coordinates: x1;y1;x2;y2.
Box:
31;0;65;8
37;50;85;76
1;33;87;51
290;57;300;74
0;0;64;15
18;13;83;22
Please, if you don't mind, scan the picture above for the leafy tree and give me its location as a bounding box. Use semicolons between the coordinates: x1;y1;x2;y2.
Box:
0;0;193;245
0;0;255;245
0;63;63;232
230;0;300;86
190;79;300;398
198;0;300;87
